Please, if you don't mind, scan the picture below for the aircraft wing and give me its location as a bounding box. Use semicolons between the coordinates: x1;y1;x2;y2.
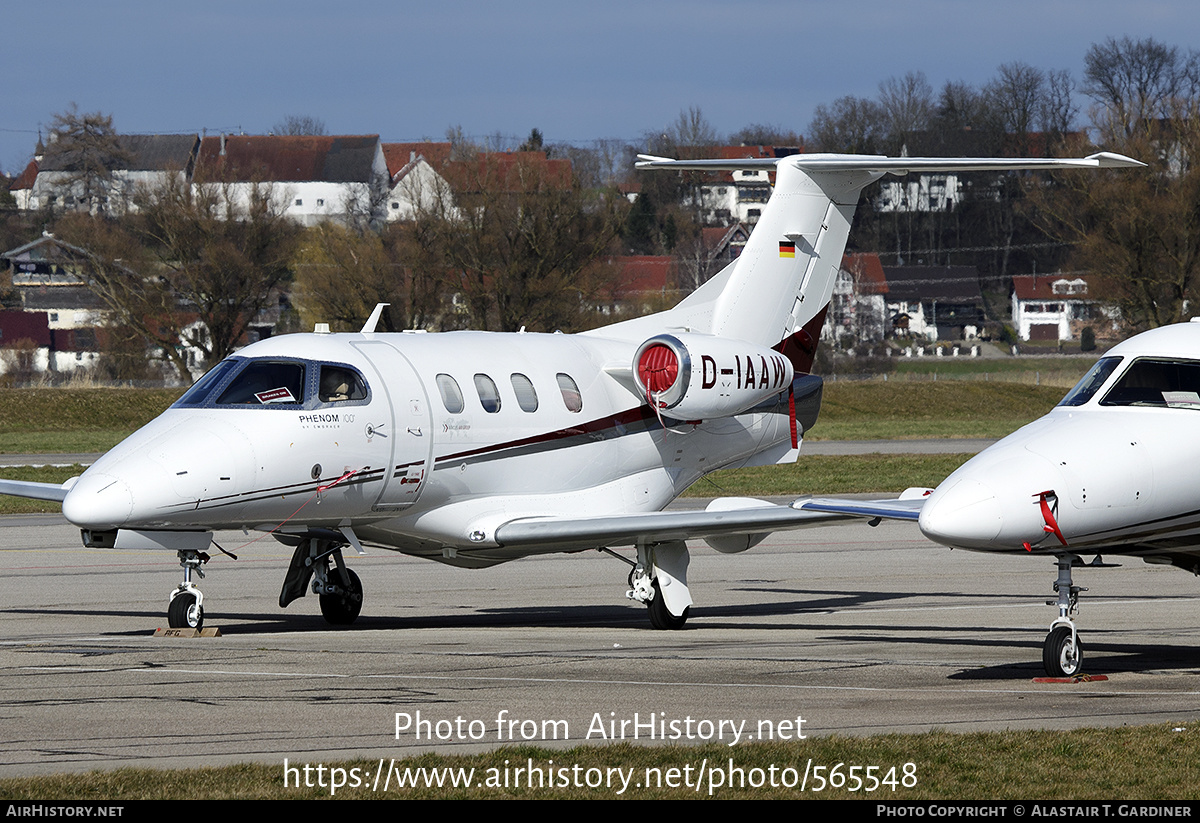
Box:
793;495;926;521
493;494;926;553
0;478;72;503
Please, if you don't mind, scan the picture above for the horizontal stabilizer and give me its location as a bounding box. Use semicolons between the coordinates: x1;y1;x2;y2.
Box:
635;152;1145;174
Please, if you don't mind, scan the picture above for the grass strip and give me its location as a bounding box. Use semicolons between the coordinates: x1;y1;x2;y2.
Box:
2;724;1197;799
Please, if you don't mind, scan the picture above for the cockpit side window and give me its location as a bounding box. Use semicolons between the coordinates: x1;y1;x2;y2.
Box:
1101;358;1200;409
174;359;240;407
1058;356;1122;407
319;365;368;403
216;361;306;405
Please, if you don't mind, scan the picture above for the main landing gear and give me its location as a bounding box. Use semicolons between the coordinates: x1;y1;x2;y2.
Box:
615;540;693;629
167;550;209;629
1041;553;1117;677
279;536;364;626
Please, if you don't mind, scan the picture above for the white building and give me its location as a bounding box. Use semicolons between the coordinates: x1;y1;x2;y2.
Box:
195;134;390;227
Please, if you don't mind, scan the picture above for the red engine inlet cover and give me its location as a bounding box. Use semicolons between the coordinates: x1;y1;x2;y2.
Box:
637;343;679;395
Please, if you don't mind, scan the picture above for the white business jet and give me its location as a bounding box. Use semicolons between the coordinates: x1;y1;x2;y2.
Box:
0;150;1140;635
805;319;1200;676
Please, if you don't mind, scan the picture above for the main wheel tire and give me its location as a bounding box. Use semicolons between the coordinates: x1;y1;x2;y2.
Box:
647;580;688;630
320;568;363;626
168;592;204;630
1043;625;1083;677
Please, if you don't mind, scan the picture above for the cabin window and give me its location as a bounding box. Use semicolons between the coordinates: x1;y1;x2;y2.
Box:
1101;358;1200;409
319;365;367;403
216;360;306;405
556;373;583;413
511;373;538;412
474;374;501;413
436;374;465;413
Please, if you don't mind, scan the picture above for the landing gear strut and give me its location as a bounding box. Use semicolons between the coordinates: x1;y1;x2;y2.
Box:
167;550;209;629
1042;554;1087;676
279;537;363;626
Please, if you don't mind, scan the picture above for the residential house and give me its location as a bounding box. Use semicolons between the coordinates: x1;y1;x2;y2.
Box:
381;142;453;221
195;134;389;226
882;265;985;341
1011;274;1115;341
824;253;889;345
685;145;801;225
25;133;199;214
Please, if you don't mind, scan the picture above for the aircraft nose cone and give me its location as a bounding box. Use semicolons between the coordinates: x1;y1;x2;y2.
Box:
62;472;133;530
918;477;1003;549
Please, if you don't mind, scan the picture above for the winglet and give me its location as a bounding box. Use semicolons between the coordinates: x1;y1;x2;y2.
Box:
360;303;389;334
1086;151;1146;168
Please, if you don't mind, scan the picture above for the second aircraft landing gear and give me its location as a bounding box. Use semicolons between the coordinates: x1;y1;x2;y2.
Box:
167;550;209;629
279;536;363;626
1040;553;1118;677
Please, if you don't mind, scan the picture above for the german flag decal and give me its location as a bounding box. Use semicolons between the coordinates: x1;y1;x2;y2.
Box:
779;240;796;258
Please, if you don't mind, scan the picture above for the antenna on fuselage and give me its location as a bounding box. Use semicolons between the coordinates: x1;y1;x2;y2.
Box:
361;303;390;334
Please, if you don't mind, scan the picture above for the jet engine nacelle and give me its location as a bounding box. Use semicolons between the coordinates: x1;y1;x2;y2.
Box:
633;333;795;419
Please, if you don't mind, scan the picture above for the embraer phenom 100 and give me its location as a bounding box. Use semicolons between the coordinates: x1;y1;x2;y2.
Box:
0;150;1141;636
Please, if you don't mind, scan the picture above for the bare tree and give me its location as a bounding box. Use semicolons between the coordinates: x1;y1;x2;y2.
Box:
272;114;327;136
406;153;627;332
878;71;934;151
53;174;300;380
1029;106;1200;331
666;106;718;150
728;123;803;147
983;62;1046;150
1083;37;1200;140
807;96;885;153
40;105;133;215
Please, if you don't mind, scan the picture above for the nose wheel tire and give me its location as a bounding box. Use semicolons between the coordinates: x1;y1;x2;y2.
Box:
168;592;204;630
1043;625;1082;677
320;568;363;626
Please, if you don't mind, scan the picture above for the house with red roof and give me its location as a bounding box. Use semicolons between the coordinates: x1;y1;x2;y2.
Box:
195;134;389;226
824;253;890;344
1011;273;1116;341
381;142;454;222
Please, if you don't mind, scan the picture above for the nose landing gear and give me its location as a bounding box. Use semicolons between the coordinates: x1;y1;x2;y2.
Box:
167;550;210;630
1041;553;1117;677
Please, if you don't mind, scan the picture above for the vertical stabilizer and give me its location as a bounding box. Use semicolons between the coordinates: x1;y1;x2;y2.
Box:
590;151;1144;366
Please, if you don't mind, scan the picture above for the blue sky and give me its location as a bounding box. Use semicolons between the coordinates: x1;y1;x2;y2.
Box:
5;0;1200;173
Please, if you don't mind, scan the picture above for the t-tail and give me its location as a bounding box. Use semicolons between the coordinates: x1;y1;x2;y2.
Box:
590;151;1143;374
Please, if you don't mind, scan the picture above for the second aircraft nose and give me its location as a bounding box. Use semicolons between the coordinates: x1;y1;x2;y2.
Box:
918;476;1003;549
62;472;134;530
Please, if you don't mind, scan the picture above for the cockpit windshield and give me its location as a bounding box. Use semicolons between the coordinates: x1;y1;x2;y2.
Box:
1058;357;1122;407
1100;358;1200;409
172;357;371;409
